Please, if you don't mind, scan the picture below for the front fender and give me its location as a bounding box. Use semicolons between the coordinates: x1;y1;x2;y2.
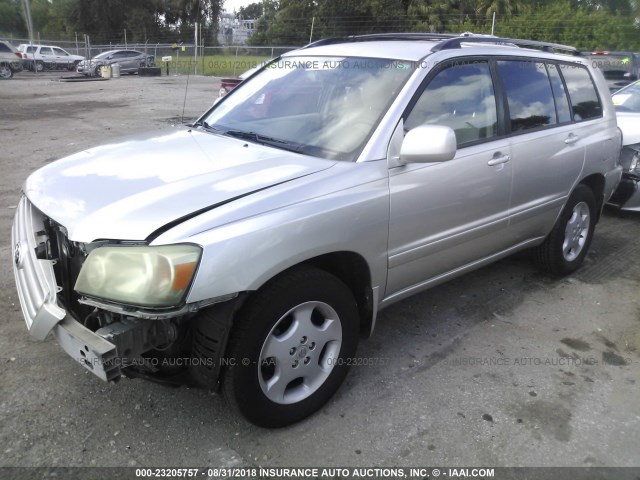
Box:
153;160;391;304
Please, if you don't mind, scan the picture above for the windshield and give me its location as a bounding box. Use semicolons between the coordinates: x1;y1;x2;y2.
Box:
588;54;636;80
201;56;414;161
613;81;640;113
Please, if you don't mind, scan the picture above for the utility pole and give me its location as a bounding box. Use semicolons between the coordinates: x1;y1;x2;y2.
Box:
309;17;315;44
21;0;35;73
194;22;198;75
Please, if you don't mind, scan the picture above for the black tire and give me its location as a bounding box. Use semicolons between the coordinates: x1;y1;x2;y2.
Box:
0;64;13;79
68;60;80;71
35;61;44;73
533;184;596;276
223;266;359;427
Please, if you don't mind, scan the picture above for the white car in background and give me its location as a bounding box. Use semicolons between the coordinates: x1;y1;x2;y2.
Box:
18;44;85;72
609;80;640;210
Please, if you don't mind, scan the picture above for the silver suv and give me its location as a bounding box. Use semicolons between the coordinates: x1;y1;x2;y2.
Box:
12;34;622;427
17;44;85;72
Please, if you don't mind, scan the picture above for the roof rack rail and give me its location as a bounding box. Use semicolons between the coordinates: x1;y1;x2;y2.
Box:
432;36;581;56
304;33;461;49
303;33;581;57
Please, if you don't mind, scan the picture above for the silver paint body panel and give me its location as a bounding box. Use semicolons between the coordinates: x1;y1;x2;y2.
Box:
13;40;622;341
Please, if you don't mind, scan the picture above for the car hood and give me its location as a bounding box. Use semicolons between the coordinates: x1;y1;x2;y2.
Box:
24;128;335;243
617;113;640;146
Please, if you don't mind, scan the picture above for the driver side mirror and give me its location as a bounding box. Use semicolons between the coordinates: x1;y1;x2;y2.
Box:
400;125;457;164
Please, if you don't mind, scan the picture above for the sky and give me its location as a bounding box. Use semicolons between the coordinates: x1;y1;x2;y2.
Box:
222;0;255;14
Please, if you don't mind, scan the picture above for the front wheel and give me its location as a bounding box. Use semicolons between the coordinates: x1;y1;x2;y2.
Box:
223;266;359;427
533;184;596;275
0;64;13;79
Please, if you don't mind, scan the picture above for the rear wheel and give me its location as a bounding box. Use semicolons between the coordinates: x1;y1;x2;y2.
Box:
223;266;359;427
35;61;44;72
533;184;596;275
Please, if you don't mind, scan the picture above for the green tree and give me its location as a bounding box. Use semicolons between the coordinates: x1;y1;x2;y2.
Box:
0;0;26;36
238;2;263;19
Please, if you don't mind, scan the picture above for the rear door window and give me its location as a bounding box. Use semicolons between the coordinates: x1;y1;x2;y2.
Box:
39;47;54;56
559;64;603;121
497;60;557;132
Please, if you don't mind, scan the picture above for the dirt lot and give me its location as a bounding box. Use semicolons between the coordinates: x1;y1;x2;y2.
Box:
1;70;639;469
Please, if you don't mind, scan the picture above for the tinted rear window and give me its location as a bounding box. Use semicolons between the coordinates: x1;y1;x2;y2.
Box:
560;65;603;121
497;60;557;132
0;43;11;53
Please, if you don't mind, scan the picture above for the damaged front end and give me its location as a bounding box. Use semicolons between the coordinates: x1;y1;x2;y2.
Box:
12;195;238;386
609;145;640;211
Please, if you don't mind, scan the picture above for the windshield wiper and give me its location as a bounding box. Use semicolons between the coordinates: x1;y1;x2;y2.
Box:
193;120;221;133
223;130;302;153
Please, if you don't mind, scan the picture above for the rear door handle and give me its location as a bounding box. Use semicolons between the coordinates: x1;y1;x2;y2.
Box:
565;134;580;145
488;155;511;166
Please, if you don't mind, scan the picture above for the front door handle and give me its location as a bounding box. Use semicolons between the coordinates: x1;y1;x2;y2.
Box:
565;134;580;145
488;154;511;166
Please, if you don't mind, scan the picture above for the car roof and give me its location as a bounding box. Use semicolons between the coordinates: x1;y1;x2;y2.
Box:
96;49;142;56
285;33;582;63
18;44;67;49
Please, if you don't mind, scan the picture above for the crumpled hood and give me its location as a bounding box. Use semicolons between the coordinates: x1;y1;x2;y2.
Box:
25;128;335;243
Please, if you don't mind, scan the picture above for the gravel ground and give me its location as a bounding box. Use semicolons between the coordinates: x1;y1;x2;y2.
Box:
0;70;639;470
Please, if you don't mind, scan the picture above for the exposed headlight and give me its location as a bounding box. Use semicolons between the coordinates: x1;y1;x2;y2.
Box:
620;146;640;175
630;151;639;174
75;244;201;308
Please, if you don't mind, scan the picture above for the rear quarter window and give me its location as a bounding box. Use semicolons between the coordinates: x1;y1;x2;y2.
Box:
560;64;603;121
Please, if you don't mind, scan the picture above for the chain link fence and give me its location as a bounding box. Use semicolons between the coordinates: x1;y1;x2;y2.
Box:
0;37;297;77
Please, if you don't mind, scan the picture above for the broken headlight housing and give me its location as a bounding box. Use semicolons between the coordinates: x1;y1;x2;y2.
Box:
621;145;640;176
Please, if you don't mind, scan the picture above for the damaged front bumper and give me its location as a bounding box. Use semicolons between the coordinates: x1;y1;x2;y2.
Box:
608;145;640;211
12;196;121;381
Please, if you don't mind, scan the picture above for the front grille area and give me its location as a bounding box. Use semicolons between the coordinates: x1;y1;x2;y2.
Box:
46;220;91;323
11;196;66;340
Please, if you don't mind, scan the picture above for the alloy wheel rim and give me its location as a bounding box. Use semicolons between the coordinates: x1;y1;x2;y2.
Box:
563;201;590;262
258;301;342;405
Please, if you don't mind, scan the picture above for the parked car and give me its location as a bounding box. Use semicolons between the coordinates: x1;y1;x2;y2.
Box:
76;49;155;76
218;64;262;97
0;40;24;79
586;51;640;93
12;34;622;428
608;80;640;210
17;44;85;72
